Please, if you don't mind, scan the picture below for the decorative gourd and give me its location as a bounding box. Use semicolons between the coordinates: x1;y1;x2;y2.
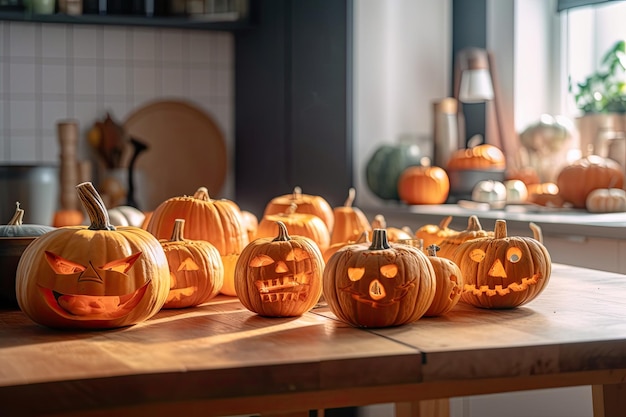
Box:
365;141;426;200
556;154;624;208
15;182;170;329
263;186;334;234
504;179;529;204
452;219;551;309
330;187;371;245
471;180;507;206
256;203;330;252
107;205;146;227
1;203;56;307
323;230;370;263
160;219;224;309
146;186;249;297
235;221;324;317
398;165;450;205
370;214;413;242
585;187;626;213
446;144;506;170
414;216;458;249
437;215;492;259
423;245;463;317
323;228;436;328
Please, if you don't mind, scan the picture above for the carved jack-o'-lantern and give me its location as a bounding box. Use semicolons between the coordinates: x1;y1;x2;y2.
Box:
323;228;436;328
452;220;551;309
235;221;324;317
160;219;224;309
15;182;170;329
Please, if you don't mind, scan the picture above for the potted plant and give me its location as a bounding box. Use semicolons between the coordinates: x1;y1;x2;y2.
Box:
572;40;626;157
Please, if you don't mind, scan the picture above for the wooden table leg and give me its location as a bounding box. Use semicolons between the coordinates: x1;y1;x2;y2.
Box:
395;399;450;417
592;383;626;417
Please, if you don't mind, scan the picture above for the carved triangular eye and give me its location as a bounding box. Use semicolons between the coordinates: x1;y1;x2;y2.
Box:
250;255;275;267
177;257;200;272
100;252;142;273
45;251;86;274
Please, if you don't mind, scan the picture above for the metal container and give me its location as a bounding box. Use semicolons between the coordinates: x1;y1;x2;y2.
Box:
0;165;59;226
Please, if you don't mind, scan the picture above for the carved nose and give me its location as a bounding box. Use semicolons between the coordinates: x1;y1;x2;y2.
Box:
489;259;507;278
369;279;387;300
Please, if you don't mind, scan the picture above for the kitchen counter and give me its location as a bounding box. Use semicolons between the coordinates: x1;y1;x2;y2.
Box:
1;264;625;417
367;203;626;274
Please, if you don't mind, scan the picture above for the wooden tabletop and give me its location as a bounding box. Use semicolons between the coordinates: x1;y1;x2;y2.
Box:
2;264;626;416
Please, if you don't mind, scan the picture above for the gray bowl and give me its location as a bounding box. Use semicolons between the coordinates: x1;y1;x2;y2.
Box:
446;168;506;201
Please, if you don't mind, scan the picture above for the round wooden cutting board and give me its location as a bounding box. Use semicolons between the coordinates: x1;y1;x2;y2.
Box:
123;100;227;211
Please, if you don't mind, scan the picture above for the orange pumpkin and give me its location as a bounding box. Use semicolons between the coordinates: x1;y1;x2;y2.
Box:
146;186;249;297
256;203;330;252
556;154;624;208
323;228;436;328
330;187;371;245
370;214;413;242
446;144;506;170
453;219;551;309
323;230;370;263
15;182;170;329
52;209;84;227
414;216;458;249
423;244;464;317
235;221;324;317
437;215;492;259
398;165;450;205
160;219;224;309
263;186;334;234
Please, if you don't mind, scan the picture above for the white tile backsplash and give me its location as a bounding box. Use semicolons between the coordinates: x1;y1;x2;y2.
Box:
0;21;235;199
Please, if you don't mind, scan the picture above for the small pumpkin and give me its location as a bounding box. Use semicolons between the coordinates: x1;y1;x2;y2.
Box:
160;219;224;309
556;154;624;208
414;216;458;249
15;182;170;329
323;228;436;328
52;209;84;227
370;214;413;242
423;244;464;317
437;215;492;259
256;203;330;252
330;187;371;245
398;164;450;205
446;143;506;170
263;186;334;234
235;221;324;317
526;182;566;208
107;205;146;227
585;188;626;213
146;186;249;297
452;219;551;309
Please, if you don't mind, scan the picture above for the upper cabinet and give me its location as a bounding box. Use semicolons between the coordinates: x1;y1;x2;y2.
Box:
0;0;257;30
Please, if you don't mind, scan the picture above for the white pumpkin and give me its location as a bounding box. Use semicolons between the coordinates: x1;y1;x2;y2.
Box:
107;205;146;227
585;188;626;213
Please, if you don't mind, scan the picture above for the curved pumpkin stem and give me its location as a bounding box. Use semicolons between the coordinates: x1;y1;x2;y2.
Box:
343;187;356;207
170;219;186;242
427;244;440;257
467;215;483;231
529;222;543;243
193;187;210;201
273;221;292;242
369;229;390;250
439;215;453;229
292;186;303;200
76;182;115;231
493;219;507;239
7;202;24;226
371;214;387;229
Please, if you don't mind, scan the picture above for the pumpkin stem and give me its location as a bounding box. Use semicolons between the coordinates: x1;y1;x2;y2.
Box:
371;214;387;229
293;186;303;200
440;215;453;229
494;219;507;239
427;244;440;257
76;182;115;231
467;215;483;231
193;187;210;201
272;221;291;242
7;202;24;226
170;219;186;242
369;229;390;250
343;187;356;207
529;222;543;243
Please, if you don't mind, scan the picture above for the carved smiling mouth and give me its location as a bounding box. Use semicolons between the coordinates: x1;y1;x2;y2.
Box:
464;274;542;296
38;282;150;320
254;275;311;302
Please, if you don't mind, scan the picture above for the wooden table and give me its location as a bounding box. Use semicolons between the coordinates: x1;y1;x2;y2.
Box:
1;263;626;417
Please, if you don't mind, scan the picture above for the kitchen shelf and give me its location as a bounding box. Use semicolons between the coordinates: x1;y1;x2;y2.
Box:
0;10;256;31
